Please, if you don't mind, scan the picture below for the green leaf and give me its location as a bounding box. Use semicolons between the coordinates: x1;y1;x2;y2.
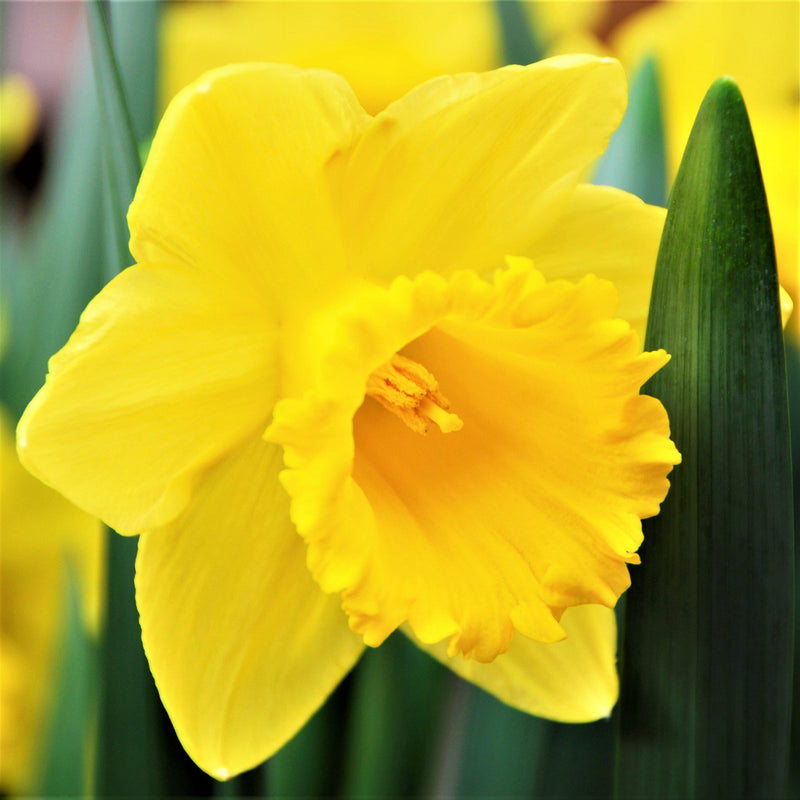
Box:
0;51;106;420
451;695;615;797
593;55;668;207
107;0;159;144
423;680;472;797
340;635;450;797
616;78;794;799
35;566;95;797
453;687;548;796
786;336;800;799
86;0;141;279
390;638;452;794
267;680;348;797
534;719;616;798
341;641;405;796
214;766;266;799
94;535;162;795
495;0;545;66
96;535;215;797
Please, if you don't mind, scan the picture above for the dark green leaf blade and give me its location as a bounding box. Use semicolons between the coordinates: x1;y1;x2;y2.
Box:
341;641;406;797
339;635;451;798
616;78;794;799
453;687;548;797
534;719;616;798
95;535;162;795
267;676;351;797
786;335;800;799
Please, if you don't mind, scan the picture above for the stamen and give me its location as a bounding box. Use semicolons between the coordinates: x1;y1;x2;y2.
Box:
366;354;464;434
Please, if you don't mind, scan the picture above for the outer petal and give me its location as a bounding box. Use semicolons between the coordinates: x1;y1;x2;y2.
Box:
136;436;363;780
412;604;618;722
528;184;666;337
17;262;276;534
340;55;627;284
129;63;370;305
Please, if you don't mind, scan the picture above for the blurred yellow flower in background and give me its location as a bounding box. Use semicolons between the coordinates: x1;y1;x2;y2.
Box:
159;0;606;115
0;74;39;165
160;0;501;114
612;0;800;332
528;0;606;56
18;55;679;778
0;414;103;794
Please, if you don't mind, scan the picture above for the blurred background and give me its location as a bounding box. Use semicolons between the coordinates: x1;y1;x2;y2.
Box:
1;1;798;797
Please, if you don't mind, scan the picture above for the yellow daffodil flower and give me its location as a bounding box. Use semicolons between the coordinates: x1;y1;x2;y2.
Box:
0;413;103;794
17;55;680;779
612;0;800;333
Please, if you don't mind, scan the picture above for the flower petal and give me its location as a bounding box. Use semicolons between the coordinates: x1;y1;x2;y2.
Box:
528;184;666;337
268;262;680;662
17;262;276;534
136;436;363;780
129;63;370;303
411;604;618;722
340;55;627;284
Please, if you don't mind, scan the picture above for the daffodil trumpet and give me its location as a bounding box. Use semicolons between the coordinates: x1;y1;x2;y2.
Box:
17;55;680;779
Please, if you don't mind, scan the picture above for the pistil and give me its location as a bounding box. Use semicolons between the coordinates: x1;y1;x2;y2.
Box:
365;354;463;434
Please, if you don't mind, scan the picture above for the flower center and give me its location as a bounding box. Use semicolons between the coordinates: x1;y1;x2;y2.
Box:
365;353;463;435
